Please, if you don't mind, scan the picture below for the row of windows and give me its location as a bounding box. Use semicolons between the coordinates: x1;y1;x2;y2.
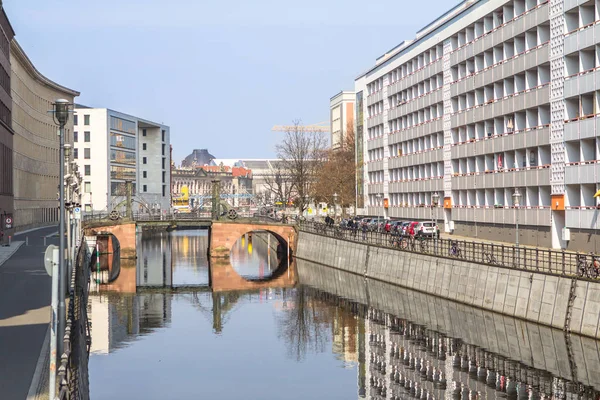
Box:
0;63;10;96
110;165;136;180
73;148;91;160
110;116;136;134
110;132;136;150
74;131;90;143
73;114;90;126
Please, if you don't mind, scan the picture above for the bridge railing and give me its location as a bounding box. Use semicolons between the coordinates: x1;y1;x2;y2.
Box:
82;211;289;224
57;238;93;400
298;221;598;280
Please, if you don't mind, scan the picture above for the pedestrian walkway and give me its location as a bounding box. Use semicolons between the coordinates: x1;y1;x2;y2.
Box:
0;240;25;267
0;226;58;400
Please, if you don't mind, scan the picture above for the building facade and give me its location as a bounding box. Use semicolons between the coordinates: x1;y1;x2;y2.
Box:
171;165;253;209
11;40;79;231
0;9;13;230
73;106;171;214
330;90;355;149
355;0;600;251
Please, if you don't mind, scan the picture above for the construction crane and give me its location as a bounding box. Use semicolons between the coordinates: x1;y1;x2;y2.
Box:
272;121;330;133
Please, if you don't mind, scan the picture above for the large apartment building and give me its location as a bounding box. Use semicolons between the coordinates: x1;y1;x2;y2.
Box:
73;106;171;214
356;0;600;251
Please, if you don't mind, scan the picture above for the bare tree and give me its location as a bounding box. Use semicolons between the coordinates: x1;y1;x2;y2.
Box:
313;120;356;213
262;164;295;206
276;120;328;212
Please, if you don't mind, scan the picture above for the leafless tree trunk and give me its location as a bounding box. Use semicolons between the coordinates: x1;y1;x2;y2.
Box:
276;120;327;212
262;165;295;206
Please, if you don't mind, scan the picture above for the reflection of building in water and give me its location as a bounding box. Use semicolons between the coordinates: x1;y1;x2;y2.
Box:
229;232;280;279
137;231;173;287
89;293;171;354
332;309;359;366
169;230;208;267
362;307;600;400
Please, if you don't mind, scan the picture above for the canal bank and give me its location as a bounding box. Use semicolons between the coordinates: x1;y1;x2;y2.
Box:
295;230;600;339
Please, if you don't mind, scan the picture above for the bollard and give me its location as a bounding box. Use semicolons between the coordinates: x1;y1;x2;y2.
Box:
43;236;47;246
8;236;11;246
26;236;29;246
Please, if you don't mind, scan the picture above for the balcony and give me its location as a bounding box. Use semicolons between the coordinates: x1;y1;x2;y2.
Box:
452;206;551;226
565;162;600;184
566;208;600;229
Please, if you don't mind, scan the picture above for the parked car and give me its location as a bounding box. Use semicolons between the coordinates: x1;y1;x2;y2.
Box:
415;221;439;237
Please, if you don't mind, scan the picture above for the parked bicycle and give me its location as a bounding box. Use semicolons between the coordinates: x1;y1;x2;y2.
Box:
449;241;462;258
400;235;429;253
577;253;600;279
483;251;498;264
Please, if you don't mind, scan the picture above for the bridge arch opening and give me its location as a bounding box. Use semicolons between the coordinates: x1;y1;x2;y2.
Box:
229;230;291;281
90;232;121;284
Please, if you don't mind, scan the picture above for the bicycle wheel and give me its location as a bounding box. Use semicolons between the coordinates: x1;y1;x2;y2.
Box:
400;238;409;250
588;265;600;279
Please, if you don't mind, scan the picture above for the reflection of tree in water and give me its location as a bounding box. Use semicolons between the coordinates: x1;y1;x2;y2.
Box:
276;286;335;361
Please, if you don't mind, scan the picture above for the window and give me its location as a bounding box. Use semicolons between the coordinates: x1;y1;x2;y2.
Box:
143;143;147;151
73;148;78;159
162;185;166;197
143;171;147;178
161;130;165;142
84;115;90;125
162;144;165;155
162;171;166;183
143;185;147;192
74;115;78;125
143;157;147;164
110;133;136;150
84;204;92;212
74;132;78;142
110;116;136;134
162;158;165;169
142;129;147;137
84;131;90;142
84;148;91;159
84;165;91;176
84;182;91;193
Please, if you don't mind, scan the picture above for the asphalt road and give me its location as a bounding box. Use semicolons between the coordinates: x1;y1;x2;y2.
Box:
0;226;58;400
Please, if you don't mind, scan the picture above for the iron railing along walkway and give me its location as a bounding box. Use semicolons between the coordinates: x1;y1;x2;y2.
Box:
298;221;599;280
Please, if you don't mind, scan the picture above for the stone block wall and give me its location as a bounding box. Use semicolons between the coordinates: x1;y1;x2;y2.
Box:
296;231;600;339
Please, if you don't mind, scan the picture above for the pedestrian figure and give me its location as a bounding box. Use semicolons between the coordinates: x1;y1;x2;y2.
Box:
362;223;367;241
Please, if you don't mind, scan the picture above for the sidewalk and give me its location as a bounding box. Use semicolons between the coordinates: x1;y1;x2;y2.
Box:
0;226;58;400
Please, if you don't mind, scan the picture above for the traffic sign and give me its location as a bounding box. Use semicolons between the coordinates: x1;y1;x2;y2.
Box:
44;245;58;276
74;207;81;220
4;216;12;229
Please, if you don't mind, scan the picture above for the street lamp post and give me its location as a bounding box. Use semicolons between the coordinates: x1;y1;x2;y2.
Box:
51;98;72;398
375;193;382;232
512;188;522;265
304;194;310;219
432;192;440;253
333;192;339;219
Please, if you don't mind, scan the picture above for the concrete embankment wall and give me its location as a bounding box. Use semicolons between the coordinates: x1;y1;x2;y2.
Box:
296;258;600;391
296;231;600;340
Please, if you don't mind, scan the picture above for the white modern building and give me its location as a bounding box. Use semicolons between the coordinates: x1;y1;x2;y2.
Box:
355;0;600;251
73;106;171;214
330;91;355;149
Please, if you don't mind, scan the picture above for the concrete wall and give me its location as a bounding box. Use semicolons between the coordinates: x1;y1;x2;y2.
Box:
296;258;600;391
296;231;600;340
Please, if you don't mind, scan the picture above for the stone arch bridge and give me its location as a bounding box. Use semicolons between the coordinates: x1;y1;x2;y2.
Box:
83;217;298;292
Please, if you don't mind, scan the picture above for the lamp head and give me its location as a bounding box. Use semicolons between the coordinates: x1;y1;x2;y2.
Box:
53;99;71;126
432;192;440;206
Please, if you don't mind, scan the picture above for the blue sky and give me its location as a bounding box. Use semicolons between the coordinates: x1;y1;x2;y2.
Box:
5;0;450;164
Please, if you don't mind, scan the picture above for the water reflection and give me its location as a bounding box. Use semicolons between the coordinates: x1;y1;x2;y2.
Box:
89;231;600;400
136;229;209;287
230;231;281;280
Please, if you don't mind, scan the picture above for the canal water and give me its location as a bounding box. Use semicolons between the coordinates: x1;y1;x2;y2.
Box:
89;230;600;400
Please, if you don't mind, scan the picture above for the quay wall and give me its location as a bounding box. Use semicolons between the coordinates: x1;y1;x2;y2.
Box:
296;231;600;340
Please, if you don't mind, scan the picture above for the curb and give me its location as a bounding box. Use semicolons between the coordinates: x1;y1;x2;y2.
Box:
27;324;50;400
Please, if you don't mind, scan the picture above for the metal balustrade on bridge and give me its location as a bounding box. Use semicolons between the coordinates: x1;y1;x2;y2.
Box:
298;221;599;281
82;211;282;224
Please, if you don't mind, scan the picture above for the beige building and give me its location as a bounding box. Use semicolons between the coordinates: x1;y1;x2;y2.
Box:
11;40;79;231
330;91;355;149
0;10;14;231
